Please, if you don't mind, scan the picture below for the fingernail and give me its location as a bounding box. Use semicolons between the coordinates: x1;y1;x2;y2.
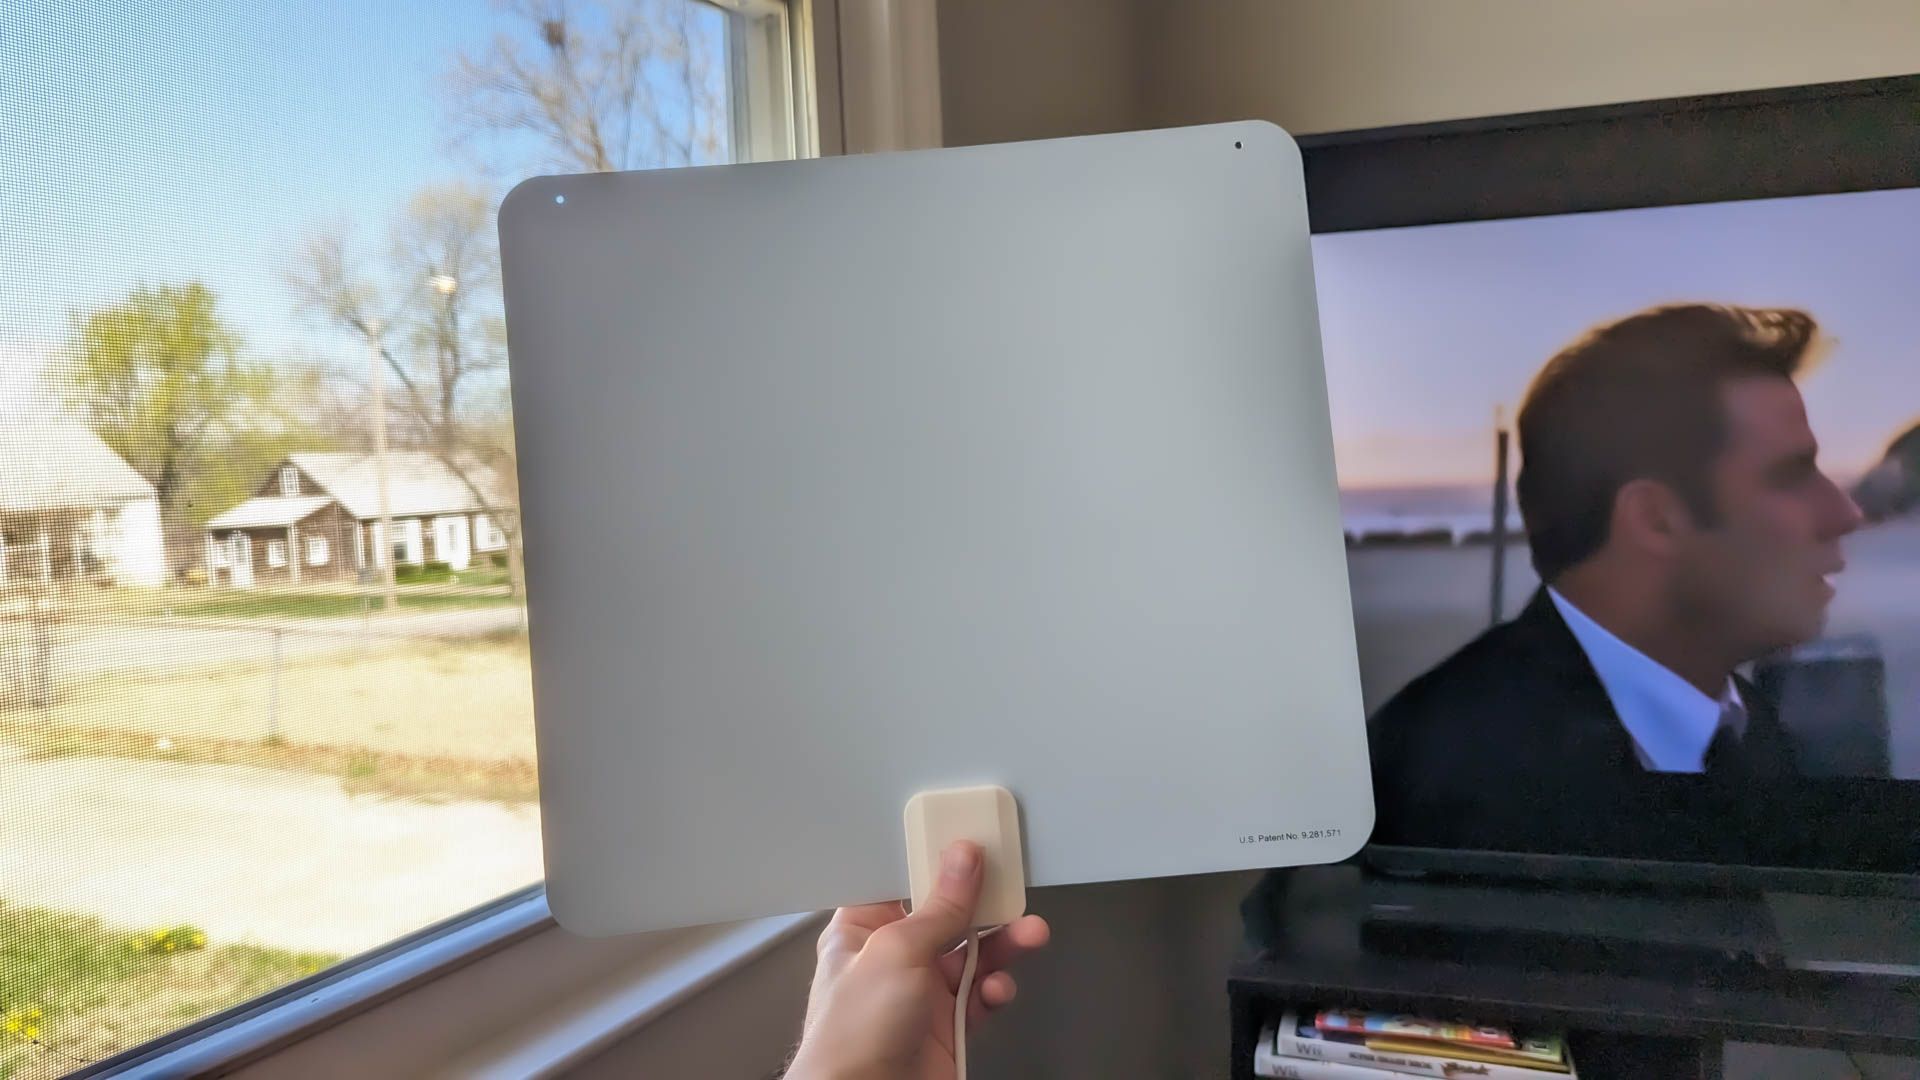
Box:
942;842;979;880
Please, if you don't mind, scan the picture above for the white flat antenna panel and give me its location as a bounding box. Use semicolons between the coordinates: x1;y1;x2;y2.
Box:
499;122;1372;936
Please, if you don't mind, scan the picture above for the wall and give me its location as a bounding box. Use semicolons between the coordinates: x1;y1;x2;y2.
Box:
930;0;1920;145
1141;0;1920;134
110;496;165;586
935;0;1153;146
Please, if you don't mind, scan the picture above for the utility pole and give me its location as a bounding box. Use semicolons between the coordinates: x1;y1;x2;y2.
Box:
368;320;399;612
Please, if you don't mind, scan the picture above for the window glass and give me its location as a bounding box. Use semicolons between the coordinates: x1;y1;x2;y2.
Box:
0;0;805;1071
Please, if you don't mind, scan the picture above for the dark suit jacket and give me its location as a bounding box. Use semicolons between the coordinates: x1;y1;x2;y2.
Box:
1366;589;1798;859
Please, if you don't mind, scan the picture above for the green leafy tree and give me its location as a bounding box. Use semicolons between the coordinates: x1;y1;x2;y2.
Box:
62;282;288;574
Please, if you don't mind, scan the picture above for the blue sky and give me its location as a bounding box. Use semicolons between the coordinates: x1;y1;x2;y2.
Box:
1315;188;1920;486
4;2;1913;486
2;0;496;367
0;0;725;398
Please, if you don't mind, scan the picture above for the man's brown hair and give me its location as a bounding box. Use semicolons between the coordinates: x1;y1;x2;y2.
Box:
1516;303;1821;582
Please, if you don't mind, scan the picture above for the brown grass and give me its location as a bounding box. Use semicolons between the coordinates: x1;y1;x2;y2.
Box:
0;635;539;804
0;721;538;805
8;634;535;759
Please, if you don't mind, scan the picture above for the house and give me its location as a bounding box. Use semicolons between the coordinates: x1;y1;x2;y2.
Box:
205;452;514;588
0;416;166;587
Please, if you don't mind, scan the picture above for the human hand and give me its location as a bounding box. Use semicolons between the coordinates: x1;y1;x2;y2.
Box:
784;840;1051;1080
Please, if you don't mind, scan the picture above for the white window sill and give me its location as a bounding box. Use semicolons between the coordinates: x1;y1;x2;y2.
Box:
84;886;823;1078
442;909;822;1078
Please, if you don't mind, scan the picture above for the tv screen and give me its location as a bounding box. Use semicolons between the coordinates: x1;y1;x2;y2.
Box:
1315;186;1920;866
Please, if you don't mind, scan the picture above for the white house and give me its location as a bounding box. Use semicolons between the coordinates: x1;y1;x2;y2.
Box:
205;452;515;588
0;416;166;587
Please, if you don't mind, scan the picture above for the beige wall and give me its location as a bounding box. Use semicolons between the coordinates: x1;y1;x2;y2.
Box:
933;0;1920;146
1143;0;1920;134
936;0;1153;146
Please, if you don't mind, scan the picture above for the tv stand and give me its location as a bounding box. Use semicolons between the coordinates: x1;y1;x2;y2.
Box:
1230;866;1920;1080
1359;873;1788;982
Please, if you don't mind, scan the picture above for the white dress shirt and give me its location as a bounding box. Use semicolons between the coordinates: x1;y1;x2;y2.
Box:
1546;588;1745;773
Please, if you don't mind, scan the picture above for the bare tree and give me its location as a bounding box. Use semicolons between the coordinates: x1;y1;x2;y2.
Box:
444;0;729;175
287;185;527;598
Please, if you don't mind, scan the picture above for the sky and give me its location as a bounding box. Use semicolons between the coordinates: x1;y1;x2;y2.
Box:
1315;188;1920;488
0;0;726;402
4;3;1914;489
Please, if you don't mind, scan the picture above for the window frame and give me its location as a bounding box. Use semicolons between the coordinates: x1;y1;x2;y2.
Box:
49;2;836;1074
306;535;330;566
714;0;819;162
73;888;818;1078
265;539;288;568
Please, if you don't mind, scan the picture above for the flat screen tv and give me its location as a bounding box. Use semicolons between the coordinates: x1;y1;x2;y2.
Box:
1302;75;1920;889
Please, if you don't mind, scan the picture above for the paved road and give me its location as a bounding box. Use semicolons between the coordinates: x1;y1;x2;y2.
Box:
0;745;543;955
29;605;527;681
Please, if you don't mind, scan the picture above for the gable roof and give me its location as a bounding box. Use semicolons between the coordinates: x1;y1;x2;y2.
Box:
206;495;334;531
0;415;156;512
286;451;512;521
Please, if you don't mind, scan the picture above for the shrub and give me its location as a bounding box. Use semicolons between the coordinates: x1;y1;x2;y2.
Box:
395;561;454;585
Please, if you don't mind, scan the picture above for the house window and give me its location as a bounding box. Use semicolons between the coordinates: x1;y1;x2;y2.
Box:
392;519;424;566
4;0;803;1066
475;512;508;552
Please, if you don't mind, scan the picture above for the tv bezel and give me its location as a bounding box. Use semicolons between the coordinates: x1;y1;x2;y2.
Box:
1300;73;1920;891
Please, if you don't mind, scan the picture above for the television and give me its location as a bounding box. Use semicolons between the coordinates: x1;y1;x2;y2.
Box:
1301;75;1920;890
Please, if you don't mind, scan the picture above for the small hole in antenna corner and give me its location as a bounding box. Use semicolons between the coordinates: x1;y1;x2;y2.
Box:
1233;141;1243;150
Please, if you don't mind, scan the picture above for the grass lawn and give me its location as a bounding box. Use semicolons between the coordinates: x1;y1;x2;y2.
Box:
1;635;538;804
0;903;335;1080
138;588;517;622
32;575;519;624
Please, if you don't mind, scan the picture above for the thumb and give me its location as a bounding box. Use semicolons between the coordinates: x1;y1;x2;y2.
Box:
879;841;983;959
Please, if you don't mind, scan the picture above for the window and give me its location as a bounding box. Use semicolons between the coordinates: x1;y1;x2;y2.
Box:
0;0;809;1071
392;519;424;566
475;513;508;552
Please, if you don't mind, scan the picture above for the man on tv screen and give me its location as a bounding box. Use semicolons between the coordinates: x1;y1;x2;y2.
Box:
1367;303;1866;847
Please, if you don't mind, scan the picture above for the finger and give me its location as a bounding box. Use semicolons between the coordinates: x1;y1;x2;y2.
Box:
829;900;909;934
872;841;982;959
940;913;1050;986
978;970;1017;1008
814;913;876;974
966;971;1017;1028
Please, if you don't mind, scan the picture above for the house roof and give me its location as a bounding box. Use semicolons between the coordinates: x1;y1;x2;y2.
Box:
206;495;334;531
286;451;512;521
0;415;156;512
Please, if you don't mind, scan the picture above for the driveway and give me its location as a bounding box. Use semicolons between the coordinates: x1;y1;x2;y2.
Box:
0;746;544;955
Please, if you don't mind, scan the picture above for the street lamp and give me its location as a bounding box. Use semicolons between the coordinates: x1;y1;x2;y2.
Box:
429;273;459;296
